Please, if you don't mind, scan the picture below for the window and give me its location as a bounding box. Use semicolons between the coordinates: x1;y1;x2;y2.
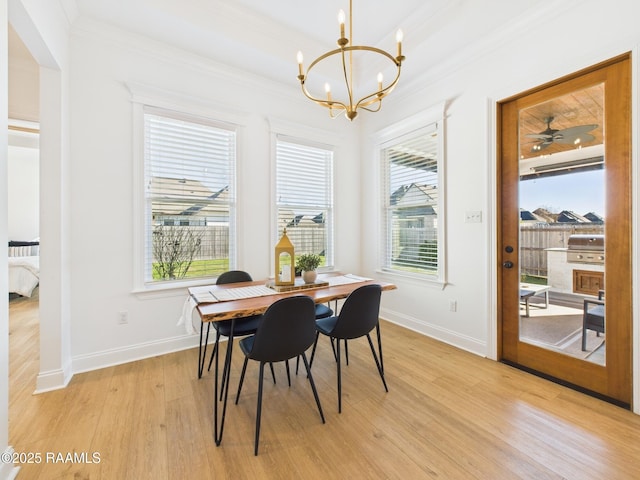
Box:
379;120;443;280
276;137;334;271
143;106;236;284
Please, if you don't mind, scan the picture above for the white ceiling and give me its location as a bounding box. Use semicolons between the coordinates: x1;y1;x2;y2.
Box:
10;0;555;114
65;0;551;89
70;0;442;88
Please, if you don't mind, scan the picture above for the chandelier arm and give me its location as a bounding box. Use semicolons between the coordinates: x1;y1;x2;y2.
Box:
360;101;382;113
299;83;348;113
297;12;404;122
340;48;356;114
355;63;402;111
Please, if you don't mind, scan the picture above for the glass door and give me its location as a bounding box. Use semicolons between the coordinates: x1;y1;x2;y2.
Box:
498;54;632;406
518;84;605;365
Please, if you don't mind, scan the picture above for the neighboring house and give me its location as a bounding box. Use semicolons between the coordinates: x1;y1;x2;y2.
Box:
520;208;547;224
149;176;229;225
584;211;604;224
521;208;602;225
390;183;438;222
389;183;438;265
556;210;591;223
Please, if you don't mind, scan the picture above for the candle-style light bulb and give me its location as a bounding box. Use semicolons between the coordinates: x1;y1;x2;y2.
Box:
377;72;383;91
396;29;404;58
338;9;346;38
325;83;332;109
297;51;304;76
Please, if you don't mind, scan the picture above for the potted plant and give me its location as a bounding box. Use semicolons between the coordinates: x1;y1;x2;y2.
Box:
296;253;322;284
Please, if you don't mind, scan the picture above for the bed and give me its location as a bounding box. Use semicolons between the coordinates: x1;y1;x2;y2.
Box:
8;240;40;297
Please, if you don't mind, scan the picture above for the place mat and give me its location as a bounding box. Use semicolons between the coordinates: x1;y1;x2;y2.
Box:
189;284;279;304
212;285;278;302
326;274;372;286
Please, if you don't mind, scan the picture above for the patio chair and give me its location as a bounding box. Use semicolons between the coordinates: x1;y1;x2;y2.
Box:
582;290;605;351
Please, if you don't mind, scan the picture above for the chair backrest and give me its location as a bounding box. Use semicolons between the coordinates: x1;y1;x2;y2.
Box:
248;296;316;363
331;284;382;340
217;270;253;285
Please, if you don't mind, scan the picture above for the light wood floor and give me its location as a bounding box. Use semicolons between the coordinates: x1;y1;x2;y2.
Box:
9;292;640;479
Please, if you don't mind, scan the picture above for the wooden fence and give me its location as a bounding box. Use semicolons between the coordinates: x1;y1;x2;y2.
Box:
520;223;604;278
156;224;327;262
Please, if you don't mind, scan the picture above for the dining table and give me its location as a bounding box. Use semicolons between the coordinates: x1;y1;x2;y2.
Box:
187;272;397;446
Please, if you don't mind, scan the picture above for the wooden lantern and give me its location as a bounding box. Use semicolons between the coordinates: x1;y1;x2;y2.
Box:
275;228;295;286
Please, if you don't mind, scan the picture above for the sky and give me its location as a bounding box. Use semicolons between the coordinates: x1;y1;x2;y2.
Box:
519;169;604;217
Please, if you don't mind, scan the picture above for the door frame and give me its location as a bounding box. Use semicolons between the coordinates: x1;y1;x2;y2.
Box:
495;53;633;407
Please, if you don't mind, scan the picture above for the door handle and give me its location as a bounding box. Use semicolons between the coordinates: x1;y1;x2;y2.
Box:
503;261;514;268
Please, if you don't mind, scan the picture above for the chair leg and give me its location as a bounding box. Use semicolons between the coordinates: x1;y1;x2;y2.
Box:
330;338;338;362
300;352;325;424
344;339;349;365
254;362;265;456
366;333;388;392
269;362;276;384
376;322;384;374
582;325;588;351
235;356;249;404
336;337;342;413
285;360;291;387
309;332;320;369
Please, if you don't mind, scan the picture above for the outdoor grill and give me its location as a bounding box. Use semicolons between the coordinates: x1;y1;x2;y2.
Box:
567;234;604;264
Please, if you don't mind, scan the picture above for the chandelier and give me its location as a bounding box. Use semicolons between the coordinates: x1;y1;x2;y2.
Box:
296;0;405;121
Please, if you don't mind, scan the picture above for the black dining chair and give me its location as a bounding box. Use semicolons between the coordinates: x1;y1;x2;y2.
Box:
309;283;388;413
293;302;334;376
234;295;326;455
202;271;275;397
582;290;605;351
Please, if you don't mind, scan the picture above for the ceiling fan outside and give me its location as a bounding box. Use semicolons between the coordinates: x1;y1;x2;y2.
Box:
526;116;598;153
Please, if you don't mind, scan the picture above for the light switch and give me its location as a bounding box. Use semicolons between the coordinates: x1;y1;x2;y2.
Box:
465;211;482;223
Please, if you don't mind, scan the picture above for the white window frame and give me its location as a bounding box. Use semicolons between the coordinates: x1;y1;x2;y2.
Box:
269;118;337;277
130;84;247;293
374;104;446;286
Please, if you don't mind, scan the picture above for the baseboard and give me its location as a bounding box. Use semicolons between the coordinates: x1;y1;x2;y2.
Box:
0;447;20;480
35;361;73;394
380;307;488;357
71;333;202;375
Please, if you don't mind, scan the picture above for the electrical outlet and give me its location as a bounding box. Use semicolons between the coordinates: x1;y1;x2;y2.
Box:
449;300;457;312
118;311;129;325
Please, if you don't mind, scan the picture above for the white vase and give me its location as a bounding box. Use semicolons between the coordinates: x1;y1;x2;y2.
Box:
302;270;317;284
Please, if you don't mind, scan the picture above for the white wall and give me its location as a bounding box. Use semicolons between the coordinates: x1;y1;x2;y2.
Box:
66;1;640;415
67;19;360;371
7;143;39;240
3;1;636;419
1;5;13;480
360;0;640;412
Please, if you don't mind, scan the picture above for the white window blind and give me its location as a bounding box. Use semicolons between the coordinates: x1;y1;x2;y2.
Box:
144;106;236;283
381;125;440;275
276;138;334;269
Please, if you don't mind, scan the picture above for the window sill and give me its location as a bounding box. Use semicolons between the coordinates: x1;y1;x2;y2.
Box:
132;277;218;299
375;269;448;290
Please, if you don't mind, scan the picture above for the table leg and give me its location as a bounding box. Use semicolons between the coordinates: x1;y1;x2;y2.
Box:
214;318;235;446
544;290;549;308
198;321;211;379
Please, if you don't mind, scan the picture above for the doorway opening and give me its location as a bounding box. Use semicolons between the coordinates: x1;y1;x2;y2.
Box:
498;53;632;406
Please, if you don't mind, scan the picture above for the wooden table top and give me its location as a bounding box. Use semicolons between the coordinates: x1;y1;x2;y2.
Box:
190;274;396;323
